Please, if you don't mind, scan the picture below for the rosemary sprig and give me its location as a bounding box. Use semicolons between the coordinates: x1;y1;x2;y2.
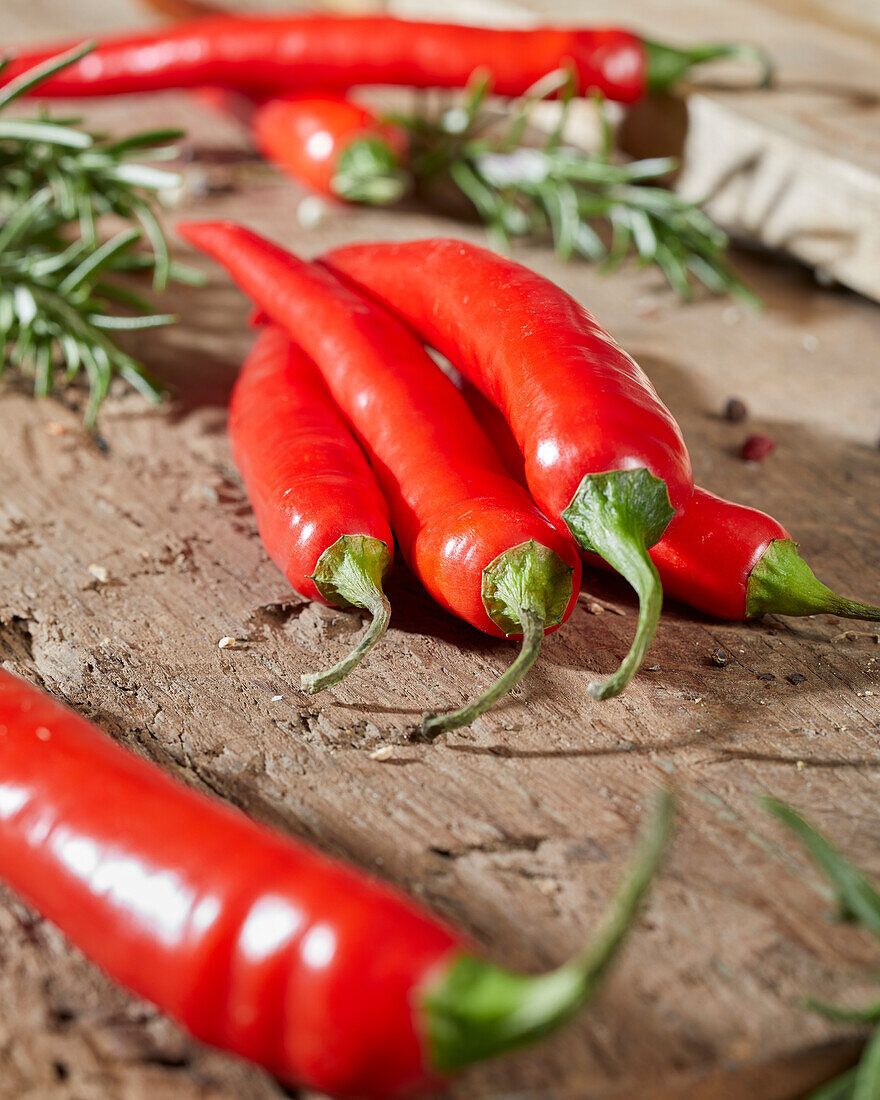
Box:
0;44;196;426
363;72;753;301
765;798;880;1099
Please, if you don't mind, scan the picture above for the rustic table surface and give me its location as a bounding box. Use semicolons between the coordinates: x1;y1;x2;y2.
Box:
2;3;880;1099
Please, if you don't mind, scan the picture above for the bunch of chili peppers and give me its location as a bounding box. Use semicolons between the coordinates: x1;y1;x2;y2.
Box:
3;17;877;721
172;222;880;731
1;15;878;1100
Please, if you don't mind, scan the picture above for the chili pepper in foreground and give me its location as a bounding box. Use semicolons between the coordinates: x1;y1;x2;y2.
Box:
0;668;671;1099
252;95;410;204
178;220;583;736
1;15;771;104
229;323;394;692
322;238;694;700
462;385;880;622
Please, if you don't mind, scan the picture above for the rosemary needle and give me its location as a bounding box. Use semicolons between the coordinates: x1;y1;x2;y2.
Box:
374;72;755;301
0;44;198;427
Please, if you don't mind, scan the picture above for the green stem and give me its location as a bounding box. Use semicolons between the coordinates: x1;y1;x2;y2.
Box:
561;468;674;700
422;788;673;1072
804;1068;858;1100
746;539;880;621
332;137;411;206
854;1027;880;1100
421;540;573;737
421;609;544;738
643;38;774;92
802;997;880;1025
301;535;392;694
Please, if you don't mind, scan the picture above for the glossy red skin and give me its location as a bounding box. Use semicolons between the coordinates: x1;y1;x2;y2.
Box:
322;239;693;535
229;324;393;605
252;95;408;198
0;668;460;1098
178;221;582;638
3;16;646;102
649;487;789;619
462;378;782;620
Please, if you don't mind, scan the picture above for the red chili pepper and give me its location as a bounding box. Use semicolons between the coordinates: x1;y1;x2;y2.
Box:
178;220;582;736
252;95;409;204
229;323;394;692
650;487;880;622
0;15;771;104
460;387;880;623
0;668;670;1099
322;238;693;700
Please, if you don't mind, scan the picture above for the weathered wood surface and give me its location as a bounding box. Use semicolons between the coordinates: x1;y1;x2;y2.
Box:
3;4;880;1099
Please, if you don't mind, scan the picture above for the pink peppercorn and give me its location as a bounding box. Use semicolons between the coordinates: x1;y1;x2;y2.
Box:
740;433;776;462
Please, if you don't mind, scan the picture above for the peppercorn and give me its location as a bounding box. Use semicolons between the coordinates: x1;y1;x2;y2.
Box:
724;397;747;422
740;433;776;462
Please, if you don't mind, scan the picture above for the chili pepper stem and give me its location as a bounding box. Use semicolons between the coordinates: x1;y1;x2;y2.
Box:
643;38;774;91
421;608;544;738
302;534;392;693
421;540;573;737
332;137;411;205
561;468;675;700
422;787;674;1071
746;539;880;621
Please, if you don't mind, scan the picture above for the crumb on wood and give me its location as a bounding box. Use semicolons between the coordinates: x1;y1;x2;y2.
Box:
369;745;394;761
87;564;109;584
832;631;880;644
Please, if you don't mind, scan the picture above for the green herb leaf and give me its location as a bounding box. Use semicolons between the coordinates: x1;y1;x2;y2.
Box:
802;998;880;1025
854;1028;880;1100
397;77;751;299
804;1067;858;1100
763;797;880;939
0;41;94;109
0;45;185;425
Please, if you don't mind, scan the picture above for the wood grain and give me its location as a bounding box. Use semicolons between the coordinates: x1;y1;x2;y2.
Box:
2;4;880;1099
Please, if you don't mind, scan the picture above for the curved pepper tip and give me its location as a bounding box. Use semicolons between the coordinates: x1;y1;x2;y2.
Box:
421;541;574;735
420;608;545;737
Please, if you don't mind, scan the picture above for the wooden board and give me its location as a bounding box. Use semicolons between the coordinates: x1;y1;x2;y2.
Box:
3;4;880;1100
